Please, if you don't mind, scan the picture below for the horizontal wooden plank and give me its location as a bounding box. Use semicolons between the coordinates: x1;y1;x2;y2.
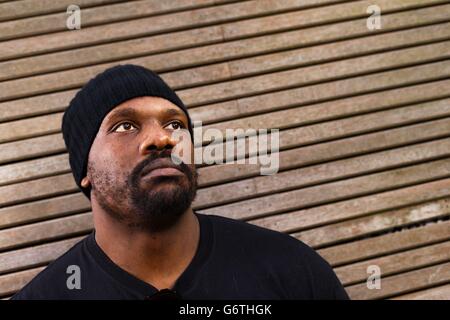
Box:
3;74;450;145
2;37;449;102
6;115;450;196
318;220;450;267
293;197;450;248
0;236;84;275
2;100;450;205
0;267;44;297
0;0;126;22
2;52;449;126
0;69;450;143
2;78;450;164
3;26;450;138
231;68;450;127
2;87;450;183
335;240;450;286
2;114;450;209
226;24;450;77
0;0;240;40
0;0;377;61
194;138;450;208
2;195;448;270
392;283;450;300
0;112;62;143
0;89;78;123
3;6;449;82
0;212;93;252
0;25;225;82
0;62;231;101
10;198;447;278
203;97;450;145
201;98;450;163
0;133;65;165
0;154;69;186
346;261;450;300
3;137;450;229
0;173;78;207
2;158;450;250
198;158;450;220
0;193;90;229
3;116;450;228
251;177;450;233
178;41;450;107
221;0;449;40
0;0;449;302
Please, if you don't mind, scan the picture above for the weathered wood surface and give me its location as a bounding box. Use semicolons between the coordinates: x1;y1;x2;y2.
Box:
0;0;449;299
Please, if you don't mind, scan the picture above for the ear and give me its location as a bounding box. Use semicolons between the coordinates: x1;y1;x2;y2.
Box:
81;176;91;188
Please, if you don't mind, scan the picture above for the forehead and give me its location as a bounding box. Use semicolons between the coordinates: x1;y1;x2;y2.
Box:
103;96;186;125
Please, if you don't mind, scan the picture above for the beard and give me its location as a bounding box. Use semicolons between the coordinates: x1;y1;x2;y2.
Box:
89;148;198;232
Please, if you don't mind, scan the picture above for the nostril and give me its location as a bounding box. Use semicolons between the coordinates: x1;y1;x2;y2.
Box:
145;142;174;153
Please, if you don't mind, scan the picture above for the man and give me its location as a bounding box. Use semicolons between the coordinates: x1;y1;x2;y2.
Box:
12;64;349;300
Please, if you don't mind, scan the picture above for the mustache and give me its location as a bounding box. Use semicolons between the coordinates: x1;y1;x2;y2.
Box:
132;148;191;179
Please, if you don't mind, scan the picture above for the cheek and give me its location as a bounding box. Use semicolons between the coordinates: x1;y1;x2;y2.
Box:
175;136;194;165
89;143;133;184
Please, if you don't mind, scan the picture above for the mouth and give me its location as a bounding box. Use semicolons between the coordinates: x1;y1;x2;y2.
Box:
140;159;185;179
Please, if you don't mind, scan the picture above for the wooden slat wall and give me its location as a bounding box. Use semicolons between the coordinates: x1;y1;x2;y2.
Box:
0;0;450;300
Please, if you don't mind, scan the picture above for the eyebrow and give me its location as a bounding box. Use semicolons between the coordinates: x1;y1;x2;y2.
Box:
163;108;185;118
107;108;139;124
106;107;186;126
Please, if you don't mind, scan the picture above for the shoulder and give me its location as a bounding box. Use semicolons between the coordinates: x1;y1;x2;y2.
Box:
11;235;89;300
202;213;316;257
201;214;349;299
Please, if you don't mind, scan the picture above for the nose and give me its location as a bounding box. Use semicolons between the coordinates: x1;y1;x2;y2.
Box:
138;124;177;155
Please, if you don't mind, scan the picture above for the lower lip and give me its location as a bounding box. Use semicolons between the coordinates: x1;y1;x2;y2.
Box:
143;167;184;178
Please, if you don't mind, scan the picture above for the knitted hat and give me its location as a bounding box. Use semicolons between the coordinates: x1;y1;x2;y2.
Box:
61;64;194;200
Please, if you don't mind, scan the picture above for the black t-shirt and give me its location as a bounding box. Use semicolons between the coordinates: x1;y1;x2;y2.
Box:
12;213;349;300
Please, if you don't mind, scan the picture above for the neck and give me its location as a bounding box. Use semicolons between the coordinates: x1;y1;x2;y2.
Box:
92;204;200;290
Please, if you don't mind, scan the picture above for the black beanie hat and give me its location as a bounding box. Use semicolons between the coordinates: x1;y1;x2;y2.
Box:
61;64;194;200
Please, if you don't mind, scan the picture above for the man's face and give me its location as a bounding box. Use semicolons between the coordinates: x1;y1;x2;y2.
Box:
84;96;198;232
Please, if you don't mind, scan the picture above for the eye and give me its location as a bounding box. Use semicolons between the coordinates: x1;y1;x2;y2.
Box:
165;121;184;130
113;122;137;132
